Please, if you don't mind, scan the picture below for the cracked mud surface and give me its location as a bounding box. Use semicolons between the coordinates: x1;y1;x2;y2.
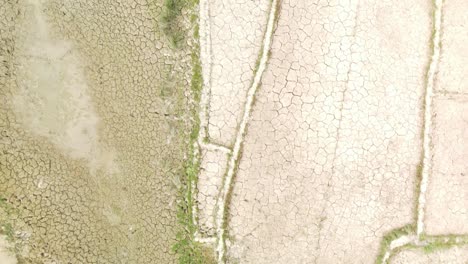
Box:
195;0;468;263
196;148;228;237
425;98;468;235
226;1;429;262
424;0;468;236
205;0;270;147
1;0;195;262
1;0;467;263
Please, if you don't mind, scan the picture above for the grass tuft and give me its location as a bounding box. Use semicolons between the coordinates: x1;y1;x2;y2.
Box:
161;0;185;48
375;224;415;264
422;235;468;253
171;1;216;263
0;196;16;243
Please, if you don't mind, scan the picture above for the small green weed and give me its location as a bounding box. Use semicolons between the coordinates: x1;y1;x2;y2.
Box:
375;224;415;264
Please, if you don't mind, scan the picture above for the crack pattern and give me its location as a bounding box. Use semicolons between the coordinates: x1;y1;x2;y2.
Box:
214;1;279;262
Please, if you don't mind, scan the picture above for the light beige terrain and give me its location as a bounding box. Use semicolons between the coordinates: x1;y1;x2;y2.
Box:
423;0;468;236
425;97;468;235
1;0;196;262
196;148;228;237
1;0;467;262
13;0;112;174
195;0;468;263
226;0;430;262
195;0;272;244
435;0;468;95
0;236;16;264
390;246;468;264
206;0;270;146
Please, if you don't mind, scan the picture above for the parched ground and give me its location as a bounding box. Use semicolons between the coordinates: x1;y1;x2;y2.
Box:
425;97;468;235
425;0;468;236
194;0;468;263
205;0;270;147
0;235;16;264
1;0;467;263
226;0;429;262
0;0;196;263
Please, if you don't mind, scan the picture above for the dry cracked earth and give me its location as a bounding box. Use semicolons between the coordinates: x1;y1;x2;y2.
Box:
0;0;467;264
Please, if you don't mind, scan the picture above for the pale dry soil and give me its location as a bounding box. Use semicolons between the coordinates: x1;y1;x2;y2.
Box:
1;0;194;262
434;0;467;95
425;97;468;235
424;0;468;236
1;0;466;262
0;236;16;264
196;148;228;237
194;0;468;263
227;0;429;262
195;0;272;241
205;0;270;147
